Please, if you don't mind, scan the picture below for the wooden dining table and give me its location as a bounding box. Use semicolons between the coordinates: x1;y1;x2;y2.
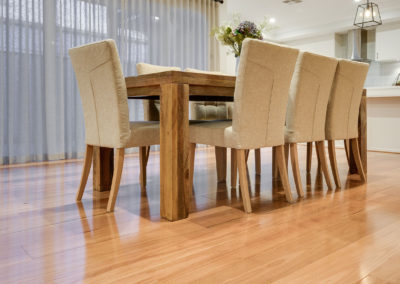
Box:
90;71;368;222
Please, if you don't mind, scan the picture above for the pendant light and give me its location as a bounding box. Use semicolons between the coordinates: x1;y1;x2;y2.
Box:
354;0;382;29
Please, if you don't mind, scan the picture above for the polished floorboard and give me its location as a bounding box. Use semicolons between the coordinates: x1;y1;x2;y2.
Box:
1;146;400;283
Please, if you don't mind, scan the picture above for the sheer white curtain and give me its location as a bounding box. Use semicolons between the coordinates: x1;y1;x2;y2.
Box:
0;0;219;164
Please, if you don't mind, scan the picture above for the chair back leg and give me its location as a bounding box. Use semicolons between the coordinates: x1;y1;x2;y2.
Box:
231;149;237;188
327;140;341;188
350;138;367;182
306;142;312;173
215;147;227;183
237;149;252;213
274;145;294;203
188;143;196;209
316;141;333;190
139;146;149;188
289;143;304;197
76;144;94;201
255;149;261;175
106;148;125;212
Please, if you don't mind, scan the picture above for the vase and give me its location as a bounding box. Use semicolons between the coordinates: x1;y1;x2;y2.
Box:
235;56;240;75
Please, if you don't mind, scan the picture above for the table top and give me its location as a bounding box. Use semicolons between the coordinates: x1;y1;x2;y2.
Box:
125;71;236;102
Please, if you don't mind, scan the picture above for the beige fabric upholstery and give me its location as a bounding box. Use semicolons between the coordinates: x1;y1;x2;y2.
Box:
69;40;159;148
136;63;181;121
190;39;299;149
285;52;338;143
325;59;369;140
185;68;233;120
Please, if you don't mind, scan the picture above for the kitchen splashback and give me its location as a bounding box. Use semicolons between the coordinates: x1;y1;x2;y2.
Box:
365;61;400;87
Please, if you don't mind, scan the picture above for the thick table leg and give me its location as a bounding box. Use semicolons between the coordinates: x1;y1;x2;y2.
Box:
93;146;114;192
160;83;190;221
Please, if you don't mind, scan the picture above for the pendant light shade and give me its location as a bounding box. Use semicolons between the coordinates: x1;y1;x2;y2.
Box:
354;0;382;28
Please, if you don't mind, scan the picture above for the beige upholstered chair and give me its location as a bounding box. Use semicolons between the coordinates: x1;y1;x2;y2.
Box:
324;59;369;186
189;39;299;213
69;40;160;212
185;68;236;184
284;52;338;195
135;63;180;188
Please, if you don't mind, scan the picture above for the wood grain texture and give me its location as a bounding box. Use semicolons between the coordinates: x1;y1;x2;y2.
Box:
76;144;93;201
93;147;114;192
1;146;399;283
160;83;190;221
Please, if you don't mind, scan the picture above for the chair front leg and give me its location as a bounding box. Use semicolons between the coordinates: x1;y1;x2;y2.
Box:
106;148;125;212
306;142;312;173
76;144;94;201
237;149;252;213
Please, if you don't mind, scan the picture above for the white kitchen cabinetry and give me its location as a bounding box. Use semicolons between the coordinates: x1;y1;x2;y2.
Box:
375;24;400;61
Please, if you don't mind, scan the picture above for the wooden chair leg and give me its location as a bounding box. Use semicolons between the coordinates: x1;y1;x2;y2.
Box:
344;139;351;167
350;138;367;182
188;143;196;210
237;149;252;213
284;143;289;172
272;147;279;179
215;146;227;183
306;142;312;173
255;148;261;176
76;144;94;201
289;143;304;197
275;145;294;203
189;143;196;191
327;140;341;188
315;141;322;175
139;146;147;188
315;141;333;190
106;148;125;212
245;149;250;162
231;149;237;188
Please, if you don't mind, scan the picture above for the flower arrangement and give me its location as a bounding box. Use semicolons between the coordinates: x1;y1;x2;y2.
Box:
212;14;276;57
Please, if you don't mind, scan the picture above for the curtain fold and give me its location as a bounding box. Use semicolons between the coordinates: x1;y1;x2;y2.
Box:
0;0;219;164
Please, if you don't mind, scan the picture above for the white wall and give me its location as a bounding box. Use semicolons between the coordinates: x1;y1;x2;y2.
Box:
283;34;336;57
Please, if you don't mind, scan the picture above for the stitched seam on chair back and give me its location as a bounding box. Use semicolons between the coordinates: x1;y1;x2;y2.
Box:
264;79;275;145
89;76;102;145
311;84;321;140
347;86;356;139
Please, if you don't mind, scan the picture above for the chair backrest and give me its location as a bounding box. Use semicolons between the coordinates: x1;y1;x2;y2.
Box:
69;40;130;148
185;68;232;120
325;59;369;140
232;39;299;148
136;63;181;121
285;52;338;143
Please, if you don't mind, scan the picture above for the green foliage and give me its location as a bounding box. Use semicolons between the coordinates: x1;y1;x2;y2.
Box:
211;14;276;57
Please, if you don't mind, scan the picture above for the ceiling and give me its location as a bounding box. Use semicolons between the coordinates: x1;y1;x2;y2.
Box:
221;0;400;42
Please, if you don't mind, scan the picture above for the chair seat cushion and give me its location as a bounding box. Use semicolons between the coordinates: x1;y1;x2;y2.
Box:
189;120;236;148
126;121;160;148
